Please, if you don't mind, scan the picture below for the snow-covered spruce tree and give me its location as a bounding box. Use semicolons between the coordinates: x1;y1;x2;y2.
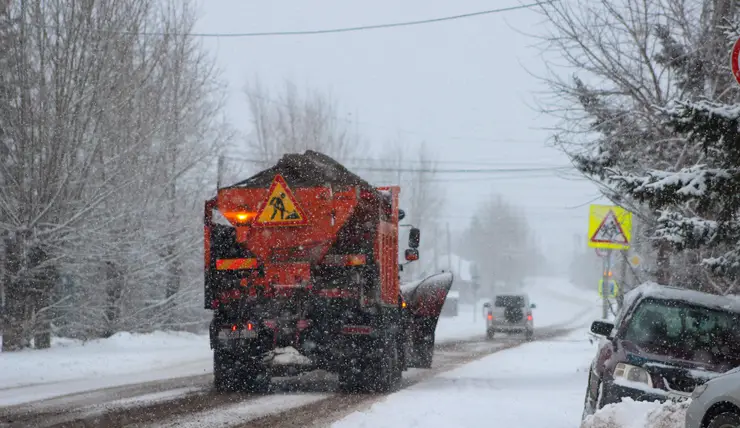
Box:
609;100;740;293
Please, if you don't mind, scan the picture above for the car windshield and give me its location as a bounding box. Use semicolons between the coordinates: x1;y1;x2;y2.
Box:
495;296;524;307
623;298;740;368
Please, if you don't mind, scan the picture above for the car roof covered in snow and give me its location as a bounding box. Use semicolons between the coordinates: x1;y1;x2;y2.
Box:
627;282;740;313
495;292;528;297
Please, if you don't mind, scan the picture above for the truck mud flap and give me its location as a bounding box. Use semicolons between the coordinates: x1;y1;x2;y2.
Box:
400;272;454;368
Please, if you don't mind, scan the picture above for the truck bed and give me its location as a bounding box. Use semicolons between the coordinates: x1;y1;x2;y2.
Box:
226;150;379;192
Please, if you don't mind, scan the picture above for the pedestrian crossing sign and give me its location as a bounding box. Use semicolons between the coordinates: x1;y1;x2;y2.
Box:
588;205;632;250
254;175;308;226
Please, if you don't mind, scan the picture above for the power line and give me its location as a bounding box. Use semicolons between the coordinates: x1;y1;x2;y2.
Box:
222;155;571;174
331;156;565;168
244;92;545;146
44;2;556;38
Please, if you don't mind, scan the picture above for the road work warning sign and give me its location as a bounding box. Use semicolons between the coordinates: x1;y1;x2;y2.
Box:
587;204;631;250
254;175;308;226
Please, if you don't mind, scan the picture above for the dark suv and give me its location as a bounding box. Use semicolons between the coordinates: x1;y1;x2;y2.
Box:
583;283;740;419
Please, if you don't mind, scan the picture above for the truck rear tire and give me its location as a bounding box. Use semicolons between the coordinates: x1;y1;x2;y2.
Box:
213;351;269;393
416;342;434;369
373;345;402;393
214;351;238;392
339;343;401;394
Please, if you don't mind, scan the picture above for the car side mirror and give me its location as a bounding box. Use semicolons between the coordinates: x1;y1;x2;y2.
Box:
590;320;614;337
530;303;536;309
404;248;419;261
398;209;406;221
483;302;491;310
408;227;420;249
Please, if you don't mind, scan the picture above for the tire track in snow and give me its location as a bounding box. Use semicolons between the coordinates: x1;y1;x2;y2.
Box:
0;335;495;428
234;326;578;428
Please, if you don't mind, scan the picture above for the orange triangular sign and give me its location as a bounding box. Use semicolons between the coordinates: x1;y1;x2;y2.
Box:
254;175;308;226
590;210;628;244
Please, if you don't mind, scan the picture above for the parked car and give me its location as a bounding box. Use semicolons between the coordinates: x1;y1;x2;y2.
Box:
583;283;740;420
483;292;535;340
685;367;740;428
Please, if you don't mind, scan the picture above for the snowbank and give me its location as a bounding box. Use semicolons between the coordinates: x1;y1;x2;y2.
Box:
581;398;689;428
0;331;212;405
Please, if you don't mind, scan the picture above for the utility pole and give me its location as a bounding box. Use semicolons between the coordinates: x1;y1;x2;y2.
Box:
216;155;225;190
434;223;439;273
446;222;452;271
618;250;627;309
471;263;480;322
602;250;612;319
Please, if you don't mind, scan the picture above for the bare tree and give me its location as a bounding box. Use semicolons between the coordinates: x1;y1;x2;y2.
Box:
0;0;228;349
373;141;446;281
243;80;362;169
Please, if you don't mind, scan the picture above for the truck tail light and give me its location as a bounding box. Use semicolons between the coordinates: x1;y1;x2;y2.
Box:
487;314;493;320
222;211;257;225
347;255;366;266
322;254;367;266
216;258;258;271
527;315;533;321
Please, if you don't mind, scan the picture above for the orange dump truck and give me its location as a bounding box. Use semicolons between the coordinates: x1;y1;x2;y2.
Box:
204;151;453;393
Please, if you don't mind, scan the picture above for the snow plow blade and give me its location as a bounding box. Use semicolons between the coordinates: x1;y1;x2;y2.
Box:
401;271;454;368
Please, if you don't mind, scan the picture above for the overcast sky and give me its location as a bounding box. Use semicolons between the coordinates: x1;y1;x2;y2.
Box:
194;0;608;264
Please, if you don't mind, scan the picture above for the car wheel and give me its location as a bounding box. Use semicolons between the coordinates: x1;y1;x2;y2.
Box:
486;329;495;340
594;381;606;410
581;373;596;420
706;411;740;428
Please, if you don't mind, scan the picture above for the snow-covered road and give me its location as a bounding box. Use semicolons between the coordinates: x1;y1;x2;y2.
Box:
0;276;605;428
330;278;605;428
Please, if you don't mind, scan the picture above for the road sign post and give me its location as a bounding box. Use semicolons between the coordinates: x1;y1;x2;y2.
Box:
471;263;480;322
601;251;612;318
588;205;632;319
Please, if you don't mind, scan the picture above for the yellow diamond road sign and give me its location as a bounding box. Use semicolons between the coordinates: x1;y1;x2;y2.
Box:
588;204;632;250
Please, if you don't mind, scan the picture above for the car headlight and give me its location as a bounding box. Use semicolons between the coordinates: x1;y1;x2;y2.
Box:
614;363;653;388
691;383;708;399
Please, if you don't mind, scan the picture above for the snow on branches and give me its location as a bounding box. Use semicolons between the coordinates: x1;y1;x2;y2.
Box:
606;100;740;279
